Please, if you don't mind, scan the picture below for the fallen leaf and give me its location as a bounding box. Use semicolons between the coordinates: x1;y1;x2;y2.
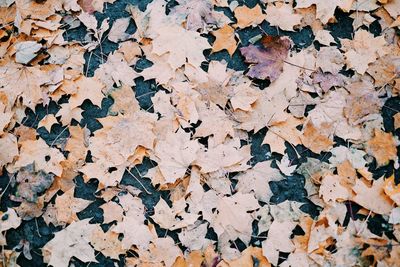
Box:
383;175;400;206
42;219;98;267
108;17;130;43
340;29;387;74
262;220;296;266
240;35;291;81
14;41;41;64
15;164;54;203
211;24;237;56
0;133;18;167
366;129;398;166
300;120;333;154
277;154;297;176
153;129;200;184
12;138;65;176
90;227;125;259
352;178;393;215
234;4;266;29
52;187;92;225
38;114;58;132
151;25;211;70
0;208;21;232
265;3;302;31
319;174;351;203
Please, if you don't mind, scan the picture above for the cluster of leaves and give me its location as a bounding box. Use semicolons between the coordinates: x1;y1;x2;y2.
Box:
0;0;400;266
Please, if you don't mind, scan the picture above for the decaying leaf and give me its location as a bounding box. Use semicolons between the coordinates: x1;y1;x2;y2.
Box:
15;164;54;203
240;35;291;81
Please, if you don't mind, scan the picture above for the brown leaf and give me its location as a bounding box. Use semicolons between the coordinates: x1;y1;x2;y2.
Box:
300;121;333;154
234;4;266;29
240;35;291;81
15;164;54;203
352;178;393;215
366;129;398;166
211;24;237;56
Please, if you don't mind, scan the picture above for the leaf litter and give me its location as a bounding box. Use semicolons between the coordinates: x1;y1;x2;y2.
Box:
0;0;400;266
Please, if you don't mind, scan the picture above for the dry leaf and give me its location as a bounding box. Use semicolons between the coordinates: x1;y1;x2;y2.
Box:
90;227;125;259
42;219;98;267
14;41;41;64
108;17;130;43
12;138;65;176
211;24;237;56
153;129;200;184
340;29;387;74
38;114;58;132
265;3;302;31
51;187;91;225
353;178;393;214
15;164;54;203
234;4;266;29
240;35;291;81
366;129;398;166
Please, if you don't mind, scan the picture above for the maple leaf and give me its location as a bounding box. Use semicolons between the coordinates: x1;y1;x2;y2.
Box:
316;46;345;74
265;3;302;31
319;174;351;203
195;138;251;174
153;129;200;184
89;111;157;167
90;227;125;259
0;63;46;109
366;129;399;166
178;223;211;251
384;175;400;206
262;220;296;266
211;192;260;244
51;187;92;225
211;24;237;56
11;138;65;177
110;194;153;250
136;237;183;266
234;4;266;29
37;114;58;132
235;161;284;203
42;219;98;267
193;102;234;144
100;201;124;224
15;164;54;203
151;198;198;230
262;113;303;154
300;120;333;154
170;0;229;32
151;25;211;70
0;133;18;167
240;35;291;81
352;178;393;215
295;0;353;24
94;52;138;91
14;41;41;64
340;29;387;74
108;17;130;43
0;208;21;232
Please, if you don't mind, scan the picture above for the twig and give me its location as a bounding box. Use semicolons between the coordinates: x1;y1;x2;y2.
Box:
125;168;152;195
35;218;42;238
50;125;69;147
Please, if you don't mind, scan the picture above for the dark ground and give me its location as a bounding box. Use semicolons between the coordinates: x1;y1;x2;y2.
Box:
1;0;400;266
